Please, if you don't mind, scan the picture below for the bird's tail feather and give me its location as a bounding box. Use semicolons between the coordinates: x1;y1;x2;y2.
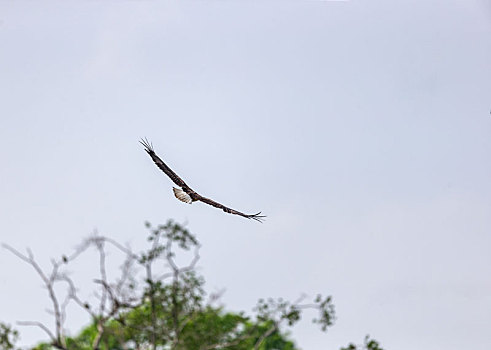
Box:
173;187;193;204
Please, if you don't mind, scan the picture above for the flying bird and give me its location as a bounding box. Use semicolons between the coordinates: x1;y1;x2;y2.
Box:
140;138;265;222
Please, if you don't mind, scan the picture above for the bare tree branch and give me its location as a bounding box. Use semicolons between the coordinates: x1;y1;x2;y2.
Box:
200;334;252;350
3;244;65;347
16;321;57;347
253;323;277;350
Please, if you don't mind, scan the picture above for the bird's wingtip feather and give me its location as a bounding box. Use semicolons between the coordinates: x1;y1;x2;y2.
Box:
140;137;154;153
250;212;266;223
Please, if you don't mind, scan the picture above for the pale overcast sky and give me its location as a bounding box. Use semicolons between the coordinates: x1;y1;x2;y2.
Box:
1;1;490;349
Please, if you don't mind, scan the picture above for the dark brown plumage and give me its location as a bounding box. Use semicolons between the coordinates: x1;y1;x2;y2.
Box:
140;138;265;222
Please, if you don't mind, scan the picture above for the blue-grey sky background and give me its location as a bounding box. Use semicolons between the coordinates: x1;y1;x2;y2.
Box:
1;1;490;349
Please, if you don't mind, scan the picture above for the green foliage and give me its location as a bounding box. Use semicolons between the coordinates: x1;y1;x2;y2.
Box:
0;322;19;350
340;335;384;350
39;304;297;350
255;294;335;331
313;294;335;331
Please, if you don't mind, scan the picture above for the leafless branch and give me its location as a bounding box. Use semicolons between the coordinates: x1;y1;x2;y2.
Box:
16;321;57;347
103;237;139;259
58;274;96;318
253;323;278;350
3;244;65;347
200;334;251;350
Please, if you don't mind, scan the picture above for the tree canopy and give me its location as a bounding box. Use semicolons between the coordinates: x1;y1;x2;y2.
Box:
2;220;344;350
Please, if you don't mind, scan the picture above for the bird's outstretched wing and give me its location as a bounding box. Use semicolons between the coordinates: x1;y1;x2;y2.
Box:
141;138;266;222
195;194;266;222
140;138;190;190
